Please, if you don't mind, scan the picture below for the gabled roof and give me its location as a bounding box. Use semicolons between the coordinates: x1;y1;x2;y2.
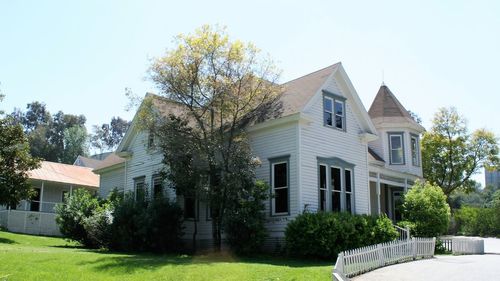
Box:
368;85;425;132
92;153;126;172
280;63;340;116
28;161;99;188
368;147;385;162
73;155;104;169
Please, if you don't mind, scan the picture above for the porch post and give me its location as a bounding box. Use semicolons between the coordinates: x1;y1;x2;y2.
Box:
70;185;73;196
404;178;408;193
376;173;381;215
40;181;44;212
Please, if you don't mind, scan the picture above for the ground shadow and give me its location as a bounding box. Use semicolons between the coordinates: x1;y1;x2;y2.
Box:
79;250;332;274
0;237;17;244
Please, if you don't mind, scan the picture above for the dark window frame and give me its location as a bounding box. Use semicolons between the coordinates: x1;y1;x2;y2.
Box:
317;157;356;214
133;176;146;201
322;90;347;132
410;133;420;167
269;155;290;216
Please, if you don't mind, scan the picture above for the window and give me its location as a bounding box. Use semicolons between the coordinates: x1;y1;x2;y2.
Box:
148;131;155;149
62;191;69;203
184;197;196;219
411;134;420;166
319;165;327;211
345;169;353;213
317;157;355;214
152;175;163;199
30;188;41;212
134;177;146;201
331;167;342;212
324;97;333;126
389;133;405;165
272;161;288;215
334;100;345;130
323;91;346;131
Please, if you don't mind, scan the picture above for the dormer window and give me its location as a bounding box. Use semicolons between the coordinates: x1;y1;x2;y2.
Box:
323;90;346;131
411;134;420;166
389;133;405;165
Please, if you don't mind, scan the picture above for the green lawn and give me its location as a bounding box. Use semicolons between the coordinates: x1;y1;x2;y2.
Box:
0;231;332;281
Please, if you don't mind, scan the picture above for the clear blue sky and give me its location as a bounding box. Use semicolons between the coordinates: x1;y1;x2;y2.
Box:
1;0;499;185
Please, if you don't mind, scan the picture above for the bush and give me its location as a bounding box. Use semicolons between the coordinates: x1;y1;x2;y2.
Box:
83;203;114;249
285;212;397;259
224;180;268;254
400;181;450;237
55;189;100;247
454;206;499;237
110;193;184;252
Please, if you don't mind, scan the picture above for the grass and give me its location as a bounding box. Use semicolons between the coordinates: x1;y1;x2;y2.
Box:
0;231;332;281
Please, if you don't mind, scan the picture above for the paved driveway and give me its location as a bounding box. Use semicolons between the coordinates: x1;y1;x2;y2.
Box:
353;238;500;281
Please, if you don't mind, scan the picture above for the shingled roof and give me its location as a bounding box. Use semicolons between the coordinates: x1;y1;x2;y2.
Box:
280;63;340;116
368;85;424;131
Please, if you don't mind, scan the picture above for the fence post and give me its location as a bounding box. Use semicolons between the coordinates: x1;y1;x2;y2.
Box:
412;238;417;260
377;243;384;267
405;226;410;240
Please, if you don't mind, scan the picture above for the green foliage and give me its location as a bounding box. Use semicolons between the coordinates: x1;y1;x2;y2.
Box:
110;193;184;252
62;126;89;164
285;212;397;259
422;107;500;196
401;181;451;237
83;203;114;249
149;25;283;250
90;116;130;153
0;117;40;207
55;189;100;247
223;180;268;254
453;206;500;237
6;101;88;163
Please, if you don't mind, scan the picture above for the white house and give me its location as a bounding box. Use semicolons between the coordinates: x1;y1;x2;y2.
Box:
0;161;99;236
93;62;424;249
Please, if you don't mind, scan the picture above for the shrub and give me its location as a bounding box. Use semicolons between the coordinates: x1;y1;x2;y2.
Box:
224;180;268;254
83;203;114;249
110;193;184;252
55;189;100;247
285;212;397;259
454;206;499;237
400;181;450;237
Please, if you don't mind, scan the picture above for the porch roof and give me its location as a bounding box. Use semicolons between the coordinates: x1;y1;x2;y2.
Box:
28;161;99;188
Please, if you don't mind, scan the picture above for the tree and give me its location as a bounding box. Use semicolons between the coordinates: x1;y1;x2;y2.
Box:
400;181;451;237
90;117;130;153
422;107;500;196
62;126;89;164
149;25;282;250
0;117;40;207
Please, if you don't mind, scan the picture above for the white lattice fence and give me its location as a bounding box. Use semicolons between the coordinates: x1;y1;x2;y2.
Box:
333;237;436;281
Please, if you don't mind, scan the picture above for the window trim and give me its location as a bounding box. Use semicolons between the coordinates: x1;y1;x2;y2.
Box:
388;132;405;165
133;176;146;201
269;155;290;216
317;156;356;214
322;90;347;132
410;133;420;167
331;166;343;212
318;164;328;211
344;168;354;213
183;196;199;221
151;174;163;199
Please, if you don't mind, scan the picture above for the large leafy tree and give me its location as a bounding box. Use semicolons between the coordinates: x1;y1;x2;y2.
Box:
0;96;40;207
90;117;130;153
422;107;500;196
6;102;88;163
62;126;89;164
149;25;282;250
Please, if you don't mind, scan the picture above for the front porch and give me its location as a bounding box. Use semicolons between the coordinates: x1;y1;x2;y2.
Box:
0;179;95;236
368;171;418;222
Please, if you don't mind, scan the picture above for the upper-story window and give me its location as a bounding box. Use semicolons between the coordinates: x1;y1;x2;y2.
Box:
389;133;405;165
323;90;346;131
410;134;420;166
134;176;146;201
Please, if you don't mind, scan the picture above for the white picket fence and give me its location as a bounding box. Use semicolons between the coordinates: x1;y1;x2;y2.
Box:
452;238;484;255
333;237;436;281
